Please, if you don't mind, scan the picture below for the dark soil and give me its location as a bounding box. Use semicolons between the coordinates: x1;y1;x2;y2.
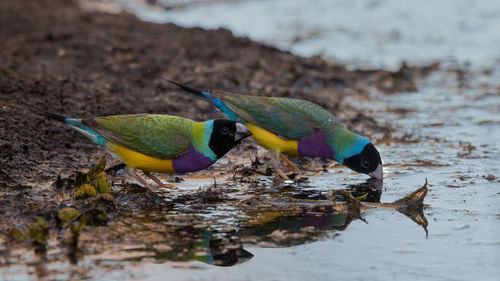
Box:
0;0;425;234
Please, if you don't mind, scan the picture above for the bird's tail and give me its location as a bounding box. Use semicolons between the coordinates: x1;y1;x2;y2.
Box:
166;80;238;120
39;112;66;123
39;112;105;145
165;80;212;102
40;111;82;127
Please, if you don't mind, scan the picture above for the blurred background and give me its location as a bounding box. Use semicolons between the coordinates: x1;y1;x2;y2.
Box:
117;0;500;69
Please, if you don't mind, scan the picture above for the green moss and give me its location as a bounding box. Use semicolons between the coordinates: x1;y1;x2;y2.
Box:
86;157;106;182
58;207;80;225
93;171;112;194
27;218;49;247
7;228;27;242
75;183;97;198
98;193;114;201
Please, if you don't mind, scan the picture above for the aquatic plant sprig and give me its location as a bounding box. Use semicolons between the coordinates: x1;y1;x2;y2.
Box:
58;207;87;262
7;218;50;253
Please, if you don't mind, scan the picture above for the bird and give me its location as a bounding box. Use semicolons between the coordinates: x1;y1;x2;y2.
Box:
40;112;252;190
166;81;383;180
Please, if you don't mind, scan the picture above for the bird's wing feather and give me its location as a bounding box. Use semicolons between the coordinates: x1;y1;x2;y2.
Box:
210;90;334;139
83;114;193;159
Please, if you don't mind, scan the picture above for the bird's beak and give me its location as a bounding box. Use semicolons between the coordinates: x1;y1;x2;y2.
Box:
235;123;252;141
368;163;383;179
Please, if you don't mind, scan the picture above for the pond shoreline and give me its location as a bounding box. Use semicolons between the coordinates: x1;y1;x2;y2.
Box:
1;1;499;280
0;0;425;221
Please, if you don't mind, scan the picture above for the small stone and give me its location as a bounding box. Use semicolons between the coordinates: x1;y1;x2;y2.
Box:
270;229;288;242
485;174;496;181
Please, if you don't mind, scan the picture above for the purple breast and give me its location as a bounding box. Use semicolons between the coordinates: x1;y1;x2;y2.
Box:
172;145;215;173
297;131;334;159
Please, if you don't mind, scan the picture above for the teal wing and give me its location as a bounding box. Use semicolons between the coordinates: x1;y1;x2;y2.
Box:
211;90;337;140
83;114;193;159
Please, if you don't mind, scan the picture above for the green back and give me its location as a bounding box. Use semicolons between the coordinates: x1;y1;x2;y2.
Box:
84;114;194;159
213;91;342;140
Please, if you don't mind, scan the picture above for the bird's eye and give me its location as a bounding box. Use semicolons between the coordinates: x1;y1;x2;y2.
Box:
220;126;229;135
361;160;370;168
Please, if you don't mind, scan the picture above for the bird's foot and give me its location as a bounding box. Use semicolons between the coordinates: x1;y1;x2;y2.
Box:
271;165;290;180
132;174;157;192
143;171;171;189
271;150;290;180
279;154;302;173
126;167;167;192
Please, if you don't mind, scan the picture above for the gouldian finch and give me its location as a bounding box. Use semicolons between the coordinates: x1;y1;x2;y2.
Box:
40;112;252;190
166;81;383;180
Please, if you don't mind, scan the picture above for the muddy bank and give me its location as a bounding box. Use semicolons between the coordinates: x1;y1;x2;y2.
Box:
0;0;436;251
0;0;438;278
0;0;425;189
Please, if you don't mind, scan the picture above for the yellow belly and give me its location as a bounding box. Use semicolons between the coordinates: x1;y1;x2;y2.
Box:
107;142;175;173
245;123;298;156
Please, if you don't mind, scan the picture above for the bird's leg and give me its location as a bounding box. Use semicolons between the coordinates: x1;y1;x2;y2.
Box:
126;166;156;192
271;150;289;180
142;171;168;189
279;154;301;172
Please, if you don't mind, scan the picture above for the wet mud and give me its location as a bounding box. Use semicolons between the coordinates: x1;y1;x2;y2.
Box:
0;0;441;279
0;0;428;187
0;158;428;273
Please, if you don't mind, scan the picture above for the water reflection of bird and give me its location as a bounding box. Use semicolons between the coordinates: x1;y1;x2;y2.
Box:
117;183;427;266
238;212;355;247
167;81;383;180
134;227;253;266
40;112;252;190
348;178;383;203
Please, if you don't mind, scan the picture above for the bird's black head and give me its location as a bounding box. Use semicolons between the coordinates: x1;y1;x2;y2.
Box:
209;119;252;159
343;143;383;179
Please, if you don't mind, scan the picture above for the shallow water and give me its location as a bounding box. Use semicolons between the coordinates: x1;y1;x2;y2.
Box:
67;64;498;281
117;0;500;70
2;1;500;280
115;1;500;280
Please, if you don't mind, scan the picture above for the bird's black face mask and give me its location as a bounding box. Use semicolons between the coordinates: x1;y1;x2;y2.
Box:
209;120;252;159
343;143;383;179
